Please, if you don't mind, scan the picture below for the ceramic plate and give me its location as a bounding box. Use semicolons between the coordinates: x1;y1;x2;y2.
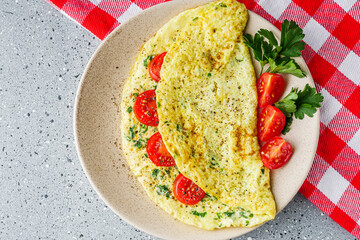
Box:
74;1;320;239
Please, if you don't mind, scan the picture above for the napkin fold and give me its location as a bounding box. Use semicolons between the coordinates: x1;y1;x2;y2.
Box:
47;0;360;238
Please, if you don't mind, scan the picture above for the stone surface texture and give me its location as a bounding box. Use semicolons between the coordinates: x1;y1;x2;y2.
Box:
0;0;356;239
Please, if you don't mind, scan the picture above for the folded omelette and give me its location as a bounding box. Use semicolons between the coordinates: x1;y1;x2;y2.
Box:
121;0;276;230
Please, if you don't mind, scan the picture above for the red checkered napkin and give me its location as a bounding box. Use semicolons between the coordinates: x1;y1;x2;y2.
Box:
46;0;360;237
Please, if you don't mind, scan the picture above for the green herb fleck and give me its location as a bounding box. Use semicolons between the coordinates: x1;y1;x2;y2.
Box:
176;124;182;132
144;153;148;158
235;58;243;62
207;72;212;77
140;124;148;134
191;210;207;218
156;185;170;198
209;194;218;201
126;106;132;113
223;211;235;217
152;169;160;178
132;93;139;102
192;17;199;21
249;213;254;218
157;102;161;108
140;85;146;91
246;220;249;226
240;212;248;219
216;212;222;220
134;139;146;149
153;85;157;90
143;55;154;68
218;223;222;227
181;102;187;109
261;168;265;174
165;169;171;177
191;149;196;157
209;156;220;168
219;3;227;7
129;125;136;139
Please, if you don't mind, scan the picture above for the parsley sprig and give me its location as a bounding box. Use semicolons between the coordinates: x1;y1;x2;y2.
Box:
274;84;324;134
244;20;306;77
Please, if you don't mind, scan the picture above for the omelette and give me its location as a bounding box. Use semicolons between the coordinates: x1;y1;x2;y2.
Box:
120;0;276;230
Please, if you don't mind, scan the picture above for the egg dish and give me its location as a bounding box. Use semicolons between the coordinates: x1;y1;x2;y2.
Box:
120;0;276;230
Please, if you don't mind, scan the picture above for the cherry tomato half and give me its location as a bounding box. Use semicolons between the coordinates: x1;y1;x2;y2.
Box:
133;89;159;126
146;132;176;167
257;73;285;108
260;136;293;169
173;173;206;205
258;105;286;142
149;52;167;82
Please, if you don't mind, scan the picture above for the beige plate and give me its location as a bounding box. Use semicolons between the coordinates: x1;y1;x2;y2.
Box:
74;1;320;239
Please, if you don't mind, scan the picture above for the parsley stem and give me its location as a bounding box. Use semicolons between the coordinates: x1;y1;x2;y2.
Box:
260;66;264;75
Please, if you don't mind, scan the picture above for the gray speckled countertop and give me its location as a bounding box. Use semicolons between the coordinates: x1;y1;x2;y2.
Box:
0;0;357;239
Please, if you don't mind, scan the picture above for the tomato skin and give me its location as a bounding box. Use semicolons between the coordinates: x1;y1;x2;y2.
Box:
146;132;176;167
133;90;159;126
258;105;286;142
257;73;285;108
149;52;167;82
173;173;206;205
260;136;293;169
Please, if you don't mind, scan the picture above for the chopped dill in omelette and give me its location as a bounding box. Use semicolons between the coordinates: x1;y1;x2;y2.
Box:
120;0;276;230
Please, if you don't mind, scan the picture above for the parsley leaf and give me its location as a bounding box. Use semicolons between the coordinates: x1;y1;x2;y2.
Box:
258;29;278;47
244;33;275;73
268;58;306;78
295;84;324;119
282;115;293;135
280;20;305;57
274;84;323;134
273;88;298;117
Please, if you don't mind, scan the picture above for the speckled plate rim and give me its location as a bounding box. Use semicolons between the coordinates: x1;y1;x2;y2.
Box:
74;1;320;240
